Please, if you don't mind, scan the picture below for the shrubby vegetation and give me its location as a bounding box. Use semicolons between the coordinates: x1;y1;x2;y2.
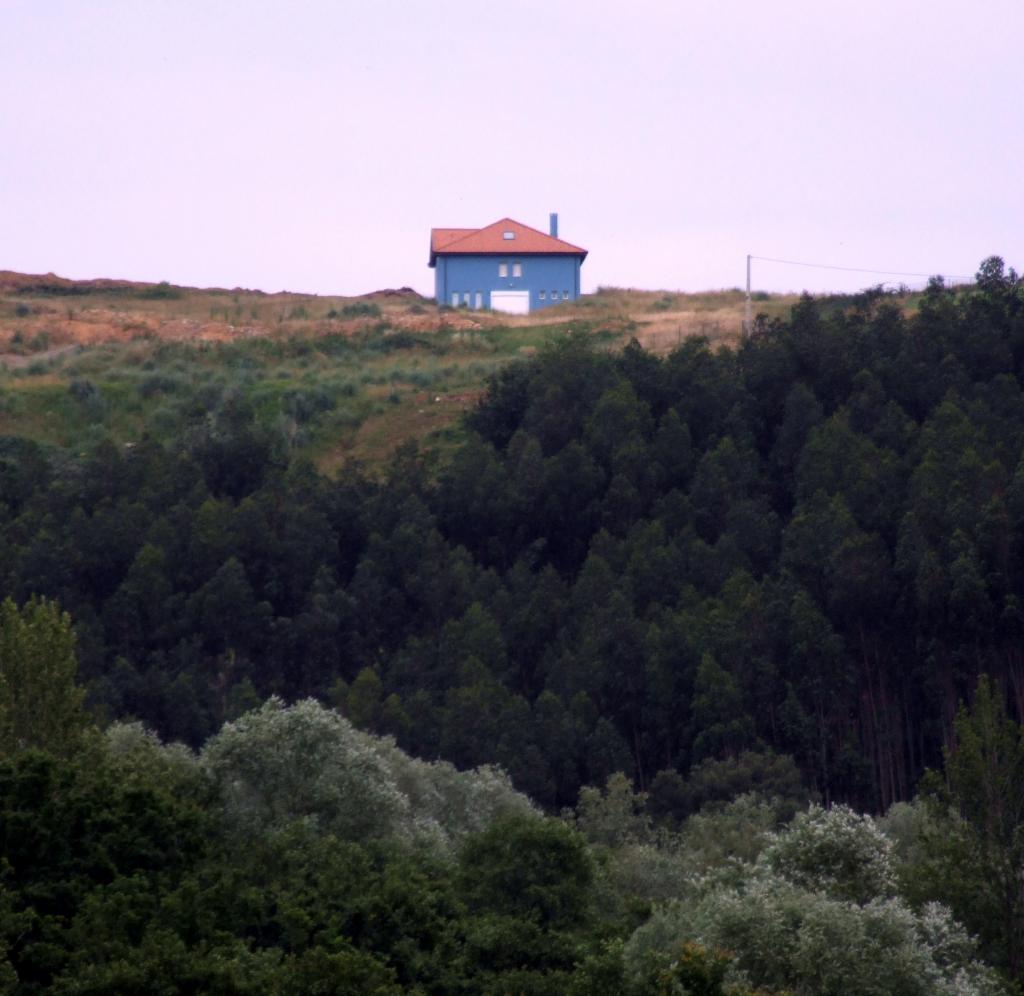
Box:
3;258;1024;989
0;598;1009;992
0;320;576;469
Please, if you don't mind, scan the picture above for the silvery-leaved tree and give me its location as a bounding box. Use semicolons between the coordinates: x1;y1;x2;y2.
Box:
623;804;1001;996
761;803;895;904
200;697;536;849
201;697;410;842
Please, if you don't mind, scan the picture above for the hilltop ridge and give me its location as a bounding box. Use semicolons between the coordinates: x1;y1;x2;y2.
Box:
0;268;802;353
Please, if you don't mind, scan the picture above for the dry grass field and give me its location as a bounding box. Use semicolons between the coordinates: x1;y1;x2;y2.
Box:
0;270;800;358
0;271;472;352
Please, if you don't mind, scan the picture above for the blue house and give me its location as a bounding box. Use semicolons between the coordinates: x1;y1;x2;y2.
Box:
429;214;587;314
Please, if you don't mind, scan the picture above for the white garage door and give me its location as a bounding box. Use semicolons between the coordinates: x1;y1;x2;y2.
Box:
490;291;530;315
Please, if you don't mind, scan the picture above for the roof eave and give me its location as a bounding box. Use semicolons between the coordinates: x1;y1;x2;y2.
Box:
431;249;587;259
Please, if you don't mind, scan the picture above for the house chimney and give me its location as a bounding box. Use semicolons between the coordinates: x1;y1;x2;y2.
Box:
549;212;558;238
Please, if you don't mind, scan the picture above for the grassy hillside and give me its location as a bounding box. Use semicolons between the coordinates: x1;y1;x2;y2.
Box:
0;271;917;471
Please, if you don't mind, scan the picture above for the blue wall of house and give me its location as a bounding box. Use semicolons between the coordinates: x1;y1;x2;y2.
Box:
433;254;582;311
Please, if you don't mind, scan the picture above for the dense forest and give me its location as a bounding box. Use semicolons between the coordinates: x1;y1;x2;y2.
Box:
3;258;1024;992
4;260;1024;808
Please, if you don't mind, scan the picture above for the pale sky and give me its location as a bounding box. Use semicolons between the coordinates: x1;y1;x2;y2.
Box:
2;0;1021;297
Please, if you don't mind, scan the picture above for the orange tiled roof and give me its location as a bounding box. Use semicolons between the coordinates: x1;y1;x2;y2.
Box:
429;218;587;266
431;228;477;252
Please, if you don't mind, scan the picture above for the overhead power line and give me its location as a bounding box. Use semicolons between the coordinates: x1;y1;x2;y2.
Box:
741;253;976;337
749;255;973;281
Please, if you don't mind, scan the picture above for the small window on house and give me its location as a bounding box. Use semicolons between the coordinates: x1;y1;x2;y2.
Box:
451;292;459;306
539;290;546;300
563;290;570;300
498;262;508;278
503;231;515;240
512;261;522;277
551;291;557;300
475;291;482;309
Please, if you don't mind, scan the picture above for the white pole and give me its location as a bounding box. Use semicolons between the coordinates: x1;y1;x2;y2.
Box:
744;254;752;336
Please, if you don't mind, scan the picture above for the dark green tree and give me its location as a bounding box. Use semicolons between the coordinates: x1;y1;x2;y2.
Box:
0;597;89;758
919;676;1024;982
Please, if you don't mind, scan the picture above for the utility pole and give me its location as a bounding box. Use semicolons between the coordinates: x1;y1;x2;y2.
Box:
744;254;752;337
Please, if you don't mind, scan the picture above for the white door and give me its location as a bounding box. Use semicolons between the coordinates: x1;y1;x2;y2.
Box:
490;290;530;315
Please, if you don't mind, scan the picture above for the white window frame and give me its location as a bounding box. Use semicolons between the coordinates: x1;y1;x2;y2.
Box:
562;290;569;300
451;292;459;306
498;261;508;278
512;261;522;278
475;291;482;309
539;290;546;300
